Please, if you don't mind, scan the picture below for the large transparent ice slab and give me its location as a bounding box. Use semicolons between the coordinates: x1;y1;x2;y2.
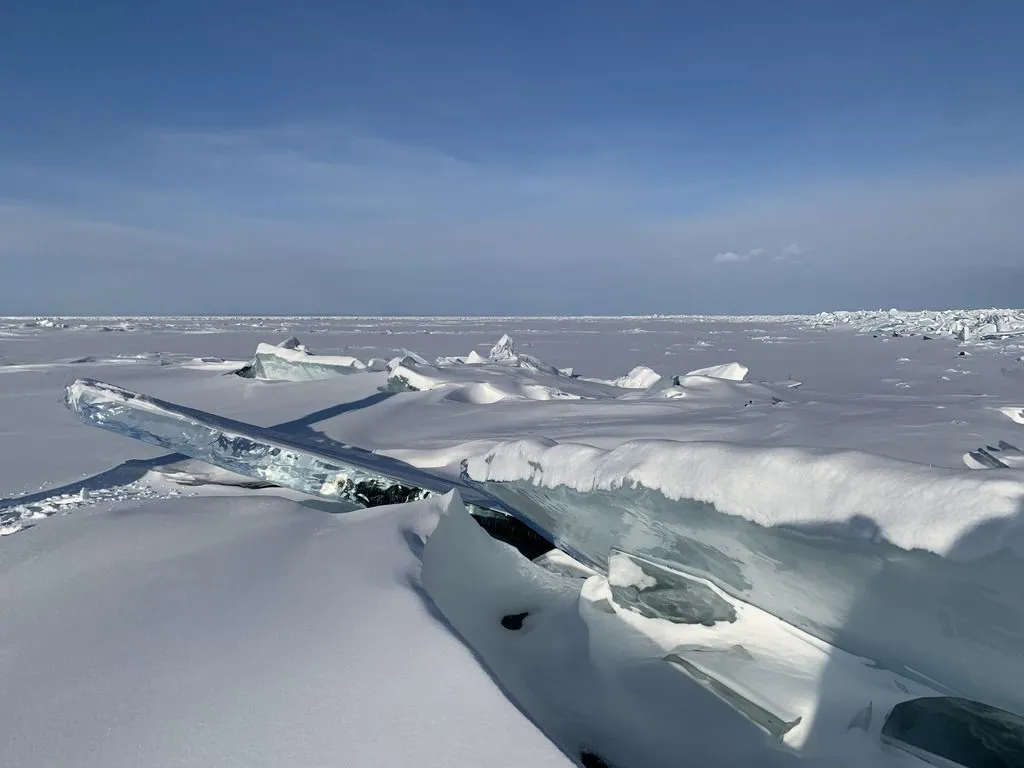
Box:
63;379;501;512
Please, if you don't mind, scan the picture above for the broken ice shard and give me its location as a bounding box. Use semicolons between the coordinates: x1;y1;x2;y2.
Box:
607;550;736;626
662;652;802;743
63;378;492;510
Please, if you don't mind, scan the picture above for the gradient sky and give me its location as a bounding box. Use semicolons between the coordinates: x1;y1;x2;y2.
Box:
1;1;1022;315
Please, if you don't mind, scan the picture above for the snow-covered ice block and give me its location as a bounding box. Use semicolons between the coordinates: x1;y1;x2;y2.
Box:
236;341;367;380
421;493;993;766
464;438;1024;719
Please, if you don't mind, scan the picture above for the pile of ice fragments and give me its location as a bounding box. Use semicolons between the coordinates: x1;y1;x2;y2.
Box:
811;307;1024;341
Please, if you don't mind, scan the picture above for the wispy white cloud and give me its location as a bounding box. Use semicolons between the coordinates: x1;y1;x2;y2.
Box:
713;250;754;264
711;245;784;264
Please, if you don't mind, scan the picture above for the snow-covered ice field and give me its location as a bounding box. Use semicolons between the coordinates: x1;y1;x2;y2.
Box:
2;311;1024;767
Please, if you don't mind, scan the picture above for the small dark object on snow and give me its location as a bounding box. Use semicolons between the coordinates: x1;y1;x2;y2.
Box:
959;351;967;356
501;612;529;631
923;335;933;340
892;331;902;338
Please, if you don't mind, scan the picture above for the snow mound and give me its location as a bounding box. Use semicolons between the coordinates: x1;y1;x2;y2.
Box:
443;382;513;404
616;373;778;406
685;362;749;381
1001;407;1024;425
464;438;1024;559
0;493;570;768
394;364;584;403
608;365;663;389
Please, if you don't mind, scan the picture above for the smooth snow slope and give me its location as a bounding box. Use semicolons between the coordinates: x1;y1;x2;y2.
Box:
0;494;571;768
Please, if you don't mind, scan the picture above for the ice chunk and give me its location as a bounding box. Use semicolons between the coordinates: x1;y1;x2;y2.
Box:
237;342;367;380
488;334;518;362
608;550;736;626
663;652;802;743
63;378;483;510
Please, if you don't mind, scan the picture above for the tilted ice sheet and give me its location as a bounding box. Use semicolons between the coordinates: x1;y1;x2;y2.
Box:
63;378;504;514
462;439;1024;718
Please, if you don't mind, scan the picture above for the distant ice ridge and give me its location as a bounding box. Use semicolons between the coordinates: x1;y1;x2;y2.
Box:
4;308;1021;341
813;307;1024;341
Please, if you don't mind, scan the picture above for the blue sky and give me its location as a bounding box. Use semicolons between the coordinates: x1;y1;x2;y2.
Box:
1;1;1022;315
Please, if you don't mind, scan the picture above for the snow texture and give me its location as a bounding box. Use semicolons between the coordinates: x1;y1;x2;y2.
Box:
2;311;1024;767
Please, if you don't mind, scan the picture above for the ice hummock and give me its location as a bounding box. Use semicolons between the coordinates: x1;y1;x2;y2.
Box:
488;333;518;362
383;335;615;401
235;339;367;380
463;438;1024;719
